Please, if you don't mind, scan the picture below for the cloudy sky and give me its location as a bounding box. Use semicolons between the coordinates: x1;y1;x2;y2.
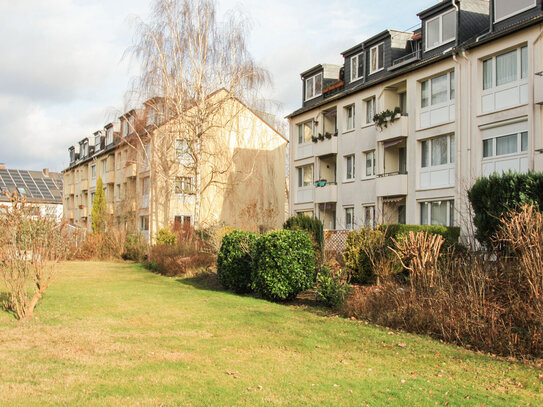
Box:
0;0;433;172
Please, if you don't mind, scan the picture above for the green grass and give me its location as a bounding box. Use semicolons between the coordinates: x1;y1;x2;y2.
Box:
0;261;542;406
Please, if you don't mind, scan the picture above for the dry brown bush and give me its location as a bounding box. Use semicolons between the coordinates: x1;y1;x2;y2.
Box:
0;192;70;320
344;208;543;358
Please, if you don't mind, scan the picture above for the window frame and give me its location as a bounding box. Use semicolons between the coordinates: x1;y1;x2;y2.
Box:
345;154;355;181
369;43;384;75
363;204;376;229
421;134;455;169
297;164;313;188
482;131;528;159
350;52;364;82
345;207;355;230
420;199;455;227
482;45;528;91
297;121;315;144
425;9;456;51
174;176;195;195
365;97;376;125
345;105;355;131
364;150;376;178
494;0;537;23
420;71;455;109
305;72;323;101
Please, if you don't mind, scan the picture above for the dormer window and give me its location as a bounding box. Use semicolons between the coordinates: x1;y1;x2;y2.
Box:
106;127;114;145
128;115;135;134
351;52;364;82
369;43;384;74
121;120;128;138
425;9;456;51
305;73;323;101
494;0;536;23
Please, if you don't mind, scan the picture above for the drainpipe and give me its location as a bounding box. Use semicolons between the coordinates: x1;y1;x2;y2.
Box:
476;0;494;42
530;26;543;171
453;0;460;47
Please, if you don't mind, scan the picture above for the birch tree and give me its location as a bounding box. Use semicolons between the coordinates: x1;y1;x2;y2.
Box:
129;0;269;228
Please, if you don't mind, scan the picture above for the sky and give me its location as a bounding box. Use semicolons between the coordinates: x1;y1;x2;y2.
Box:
0;0;434;172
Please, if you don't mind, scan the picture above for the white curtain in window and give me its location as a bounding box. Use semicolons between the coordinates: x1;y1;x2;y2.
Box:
442;11;456;42
431;201;447;226
427;18;440;48
366;98;375;123
521;46;528;79
449;134;455;163
431;136;448;166
315;73;322;95
521;132;528;151
421;140;429;167
421;81;429;108
495;0;535;21
303;165;313;186
306;77;314;99
496;49;517;86
496;134;517;155
421;202;429;225
483;139;494;158
483;59;493;90
431;74;448;105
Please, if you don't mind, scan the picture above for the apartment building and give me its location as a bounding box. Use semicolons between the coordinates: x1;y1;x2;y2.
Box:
64;89;287;240
288;0;543;235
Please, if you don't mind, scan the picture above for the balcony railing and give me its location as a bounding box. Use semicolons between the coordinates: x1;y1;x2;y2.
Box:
391;50;421;69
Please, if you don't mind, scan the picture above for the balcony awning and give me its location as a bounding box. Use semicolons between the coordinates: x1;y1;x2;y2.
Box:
383;137;406;149
383;196;406;204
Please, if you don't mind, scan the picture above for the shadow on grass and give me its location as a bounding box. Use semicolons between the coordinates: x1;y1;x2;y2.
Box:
177;270;225;292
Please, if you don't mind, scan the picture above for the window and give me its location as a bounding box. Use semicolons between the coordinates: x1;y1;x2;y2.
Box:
345;207;355;230
421;71;455;108
115;184;121;200
142;177;150;195
305;73;323;101
90;192;95;208
482;46;527;90
140;215;149;231
345;105;355;131
494;0;536;22
122;183;127;199
175;139;191;161
174;215;191;229
425;9;456;50
106;127;113;145
175;176;195;194
345;155;355;180
483;131;528;158
421;200;454;227
121;120;128;138
102;160;107;176
91;165;96;180
364;150;376;177
297;165;313;188
421;134;455;168
369;43;384;74
363;205;375;228
17;187;27;196
297;121;314;144
365;97;376;124
351;52;364;82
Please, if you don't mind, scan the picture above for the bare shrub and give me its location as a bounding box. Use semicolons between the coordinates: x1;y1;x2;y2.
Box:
0;192;70;320
72;229;129;260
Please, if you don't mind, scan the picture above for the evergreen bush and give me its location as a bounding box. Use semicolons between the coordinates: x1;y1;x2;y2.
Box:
252;230;315;301
217;230;258;293
283;214;324;257
468;172;543;246
155;227;177;246
315;264;350;308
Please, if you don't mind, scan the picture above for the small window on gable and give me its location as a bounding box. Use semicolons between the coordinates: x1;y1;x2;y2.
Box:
305;73;323;101
425;9;456;51
494;0;536;23
369;43;384;74
351;52;364;82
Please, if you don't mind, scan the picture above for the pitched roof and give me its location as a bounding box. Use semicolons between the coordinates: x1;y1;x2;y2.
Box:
0;168;63;204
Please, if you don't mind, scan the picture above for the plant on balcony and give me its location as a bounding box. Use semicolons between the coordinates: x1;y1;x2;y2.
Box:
373;106;401;130
78;204;85;209
312;136;318;143
318;133;325;141
325;132;332;139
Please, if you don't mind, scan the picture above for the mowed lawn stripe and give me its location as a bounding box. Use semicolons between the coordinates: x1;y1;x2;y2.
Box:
0;261;541;406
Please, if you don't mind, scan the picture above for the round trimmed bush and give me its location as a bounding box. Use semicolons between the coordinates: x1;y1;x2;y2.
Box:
252;230;315;301
217;230;257;293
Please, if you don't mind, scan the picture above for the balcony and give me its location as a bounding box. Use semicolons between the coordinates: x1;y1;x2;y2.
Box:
315;182;337;203
376;172;408;197
376;116;408;142
105;171;115;185
79;206;88;218
125;162;137;178
313;134;338;156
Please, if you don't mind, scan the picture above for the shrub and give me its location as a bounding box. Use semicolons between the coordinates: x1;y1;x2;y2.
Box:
283;214;324;258
252;230;315;301
344;228;398;284
147;242;215;277
123;233;148;262
380;224;460;247
155;227;177;246
315;264;350;309
468;171;543;247
217;230;258;293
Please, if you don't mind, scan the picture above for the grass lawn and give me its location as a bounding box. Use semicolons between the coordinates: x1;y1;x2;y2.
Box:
0;261;542;406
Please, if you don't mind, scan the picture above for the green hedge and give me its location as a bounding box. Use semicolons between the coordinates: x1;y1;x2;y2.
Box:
217;230;257;293
379;224;460;247
252;230;315;301
283;214;324;255
468;172;543;247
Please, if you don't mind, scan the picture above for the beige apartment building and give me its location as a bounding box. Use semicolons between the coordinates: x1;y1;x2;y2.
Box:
63;90;287;241
288;0;543;237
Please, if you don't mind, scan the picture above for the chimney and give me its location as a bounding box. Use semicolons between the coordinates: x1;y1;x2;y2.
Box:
43;168;50;177
0;163;6;170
